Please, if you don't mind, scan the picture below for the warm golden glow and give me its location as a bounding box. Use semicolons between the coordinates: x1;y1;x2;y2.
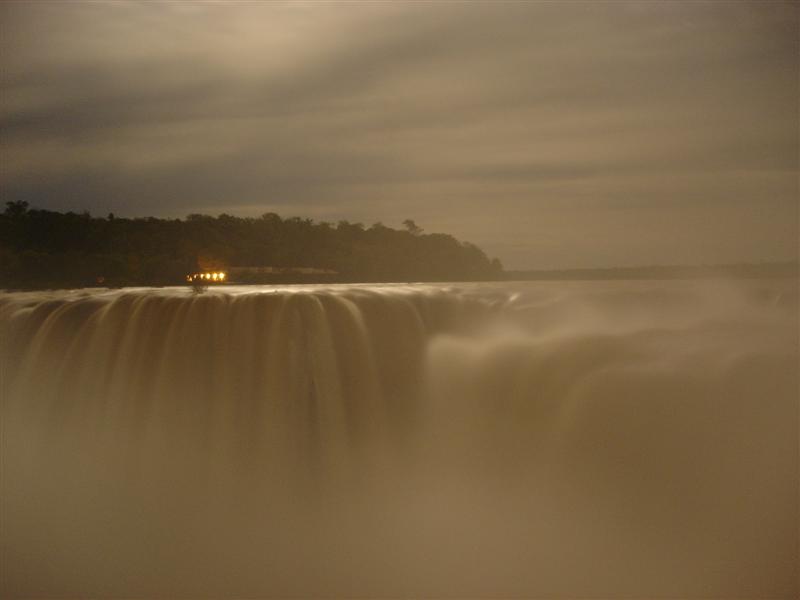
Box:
186;271;227;283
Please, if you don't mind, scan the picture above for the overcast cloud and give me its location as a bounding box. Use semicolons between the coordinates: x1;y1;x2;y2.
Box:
1;0;797;268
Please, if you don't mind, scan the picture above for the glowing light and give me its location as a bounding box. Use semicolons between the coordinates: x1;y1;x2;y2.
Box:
186;271;226;283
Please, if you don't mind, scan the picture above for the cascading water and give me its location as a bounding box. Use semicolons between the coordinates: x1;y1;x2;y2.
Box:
1;281;797;597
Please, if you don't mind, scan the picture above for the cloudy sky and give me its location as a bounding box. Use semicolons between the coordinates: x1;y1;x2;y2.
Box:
1;1;797;269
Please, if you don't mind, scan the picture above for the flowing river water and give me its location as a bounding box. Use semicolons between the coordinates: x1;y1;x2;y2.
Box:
1;280;797;597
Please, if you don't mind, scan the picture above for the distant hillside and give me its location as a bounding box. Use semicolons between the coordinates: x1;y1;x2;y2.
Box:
505;262;799;281
0;202;502;289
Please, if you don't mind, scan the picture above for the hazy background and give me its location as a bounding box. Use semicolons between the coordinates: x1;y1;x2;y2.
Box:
1;0;797;269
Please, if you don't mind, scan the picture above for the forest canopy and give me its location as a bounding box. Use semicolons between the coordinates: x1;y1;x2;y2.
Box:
0;202;503;289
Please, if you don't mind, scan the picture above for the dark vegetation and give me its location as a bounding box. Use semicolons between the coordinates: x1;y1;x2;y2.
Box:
0;202;503;289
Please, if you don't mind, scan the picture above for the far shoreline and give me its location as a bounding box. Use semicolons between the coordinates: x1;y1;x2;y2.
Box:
2;261;797;294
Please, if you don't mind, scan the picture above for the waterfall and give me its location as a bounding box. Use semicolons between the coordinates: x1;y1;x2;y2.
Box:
1;281;797;597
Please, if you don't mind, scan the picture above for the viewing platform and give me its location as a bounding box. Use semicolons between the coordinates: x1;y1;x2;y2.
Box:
186;266;338;285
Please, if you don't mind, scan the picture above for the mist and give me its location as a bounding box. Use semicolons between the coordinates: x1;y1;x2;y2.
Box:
2;1;798;596
2;279;797;597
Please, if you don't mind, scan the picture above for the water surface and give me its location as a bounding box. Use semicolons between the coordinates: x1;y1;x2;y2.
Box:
2;280;797;597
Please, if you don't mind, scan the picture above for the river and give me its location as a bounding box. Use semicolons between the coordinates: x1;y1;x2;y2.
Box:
1;280;797;597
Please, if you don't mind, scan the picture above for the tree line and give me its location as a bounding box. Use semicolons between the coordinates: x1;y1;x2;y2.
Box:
0;201;503;289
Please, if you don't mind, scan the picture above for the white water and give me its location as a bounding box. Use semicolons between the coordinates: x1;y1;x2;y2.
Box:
1;280;797;597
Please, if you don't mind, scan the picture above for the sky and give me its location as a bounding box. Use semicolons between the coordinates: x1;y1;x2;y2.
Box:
1;1;797;269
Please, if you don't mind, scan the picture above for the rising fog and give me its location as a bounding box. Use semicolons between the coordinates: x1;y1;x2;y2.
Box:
1;2;797;597
2;280;797;597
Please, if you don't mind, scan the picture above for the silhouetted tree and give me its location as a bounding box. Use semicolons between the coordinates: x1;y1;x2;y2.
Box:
4;201;29;218
402;219;423;236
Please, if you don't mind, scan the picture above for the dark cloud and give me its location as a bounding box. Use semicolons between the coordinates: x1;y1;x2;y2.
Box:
1;0;796;268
